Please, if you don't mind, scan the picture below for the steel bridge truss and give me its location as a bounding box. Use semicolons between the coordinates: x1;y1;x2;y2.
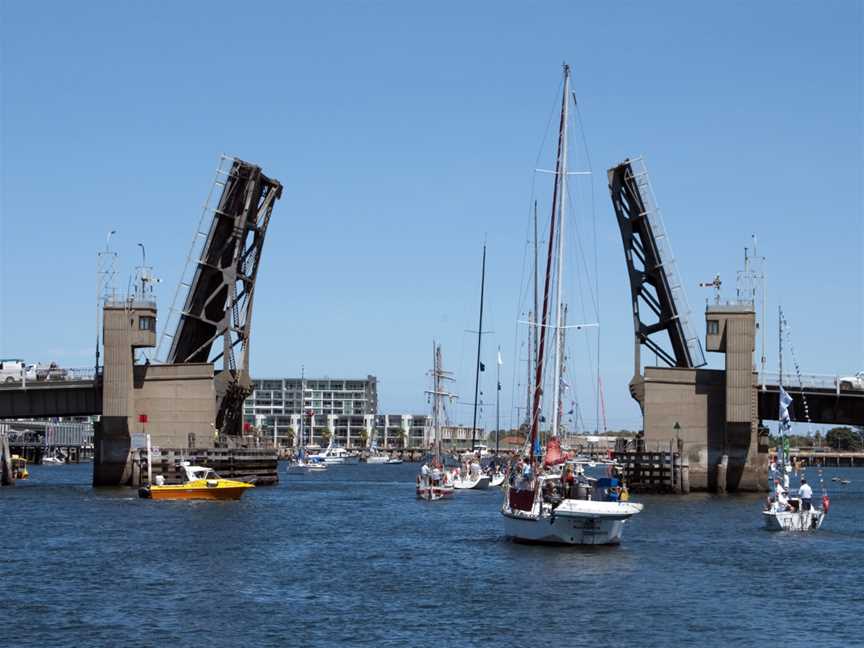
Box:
608;158;705;378
159;156;283;436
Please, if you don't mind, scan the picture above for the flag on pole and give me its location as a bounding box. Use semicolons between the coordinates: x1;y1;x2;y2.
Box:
497;349;503;366
480;362;485;372
779;386;793;432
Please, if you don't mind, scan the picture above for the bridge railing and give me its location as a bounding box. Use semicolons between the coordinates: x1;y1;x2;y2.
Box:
0;366;100;388
45;422;94;447
760;371;843;392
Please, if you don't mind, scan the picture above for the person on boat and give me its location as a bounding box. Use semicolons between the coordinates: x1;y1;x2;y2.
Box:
431;464;441;485
799;478;813;511
620;484;630;502
421;463;430;480
774;479;789;511
563;465;575;499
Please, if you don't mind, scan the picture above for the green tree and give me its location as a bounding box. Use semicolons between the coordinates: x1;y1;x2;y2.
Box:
320;428;332;446
826;427;862;451
357;429;369;449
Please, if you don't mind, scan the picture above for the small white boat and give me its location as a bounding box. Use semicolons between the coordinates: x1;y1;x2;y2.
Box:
489;471;505;488
763;503;825;531
364;444;390;464
386;457;403;464
503;487;643;545
285;459;327;474
309;446;360;465
764;311;830;533
453;472;491;490
453;461;491;490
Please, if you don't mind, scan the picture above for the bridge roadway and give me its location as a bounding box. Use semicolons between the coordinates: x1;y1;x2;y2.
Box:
758;383;863;426
1;374;860;427
0;379;102;419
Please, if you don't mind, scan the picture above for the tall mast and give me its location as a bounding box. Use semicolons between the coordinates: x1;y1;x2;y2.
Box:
427;342;455;464
558;303;568;438
470;244;487;451
533;200;539;373
530;64;569;463
778;306;783;390
433;340;440;463
526;200;539;427
526;310;533;426
496;345;501;456
550;63;571;438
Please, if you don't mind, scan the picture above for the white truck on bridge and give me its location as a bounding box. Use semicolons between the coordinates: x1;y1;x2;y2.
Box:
0;359;35;383
0;359;67;383
838;371;864;391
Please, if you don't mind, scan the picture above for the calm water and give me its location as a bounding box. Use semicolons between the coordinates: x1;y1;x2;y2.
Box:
2;462;863;647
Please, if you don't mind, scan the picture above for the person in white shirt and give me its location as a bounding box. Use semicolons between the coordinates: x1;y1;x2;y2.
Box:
431;466;441;484
421;463;430;478
774;480;788;511
798;478;813;511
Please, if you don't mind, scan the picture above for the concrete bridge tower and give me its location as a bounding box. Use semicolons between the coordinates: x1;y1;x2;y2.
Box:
94;299;158;485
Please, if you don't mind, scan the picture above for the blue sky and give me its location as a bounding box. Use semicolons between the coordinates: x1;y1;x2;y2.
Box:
1;1;861;431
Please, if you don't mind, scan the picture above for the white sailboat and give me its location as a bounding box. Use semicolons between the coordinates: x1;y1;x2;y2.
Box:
454;245;494;491
453;460;491;490
762;307;828;531
286;389;327;474
416;342;455;501
365;438;390;464
501;64;643;545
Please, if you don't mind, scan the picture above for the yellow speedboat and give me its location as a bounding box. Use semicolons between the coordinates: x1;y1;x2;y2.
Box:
139;462;254;500
11;454;29;480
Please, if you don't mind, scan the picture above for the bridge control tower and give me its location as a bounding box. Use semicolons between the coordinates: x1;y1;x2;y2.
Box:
610;158;766;492
95;298;216;485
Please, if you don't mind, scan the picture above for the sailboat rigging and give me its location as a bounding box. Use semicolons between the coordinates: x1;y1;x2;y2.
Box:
470;244;487;453
416;342;456;501
501;63;643;545
762;306;828;531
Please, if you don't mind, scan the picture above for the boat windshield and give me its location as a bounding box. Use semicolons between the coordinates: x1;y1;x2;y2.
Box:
190;468;219;480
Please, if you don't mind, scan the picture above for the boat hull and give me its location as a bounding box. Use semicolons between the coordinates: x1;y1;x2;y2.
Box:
139;479;253;501
489;474;505;488
364;456;389;464
502;499;643;546
322;456;359;465
416;485;455;501
763;509;825;531
453;475;491;490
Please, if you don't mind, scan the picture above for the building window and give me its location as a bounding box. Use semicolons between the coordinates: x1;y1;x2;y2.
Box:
139;316;155;331
707;320;719;335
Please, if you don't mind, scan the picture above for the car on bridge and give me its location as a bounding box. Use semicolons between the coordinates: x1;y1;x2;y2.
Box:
0;359;34;383
0;359;67;383
838;371;864;391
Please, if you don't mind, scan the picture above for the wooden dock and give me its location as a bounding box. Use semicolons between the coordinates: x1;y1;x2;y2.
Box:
612;440;689;494
788;450;864;467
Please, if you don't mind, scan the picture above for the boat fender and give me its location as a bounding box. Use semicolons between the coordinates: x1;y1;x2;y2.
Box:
822;495;830;514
